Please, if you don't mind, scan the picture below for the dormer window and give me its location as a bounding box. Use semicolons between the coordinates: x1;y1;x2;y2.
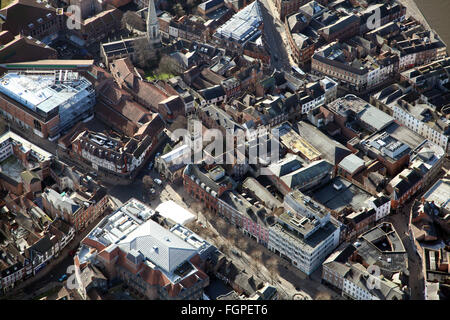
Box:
28;23;34;28
37;18;43;23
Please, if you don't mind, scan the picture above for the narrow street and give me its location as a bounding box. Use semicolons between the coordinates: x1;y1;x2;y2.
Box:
385;159;449;300
259;0;294;70
386;209;425;300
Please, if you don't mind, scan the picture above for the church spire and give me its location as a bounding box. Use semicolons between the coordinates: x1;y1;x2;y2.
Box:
147;0;161;47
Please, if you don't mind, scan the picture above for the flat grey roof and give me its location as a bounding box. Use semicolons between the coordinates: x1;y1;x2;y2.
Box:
297;121;351;165
311;176;373;212
384;122;426;150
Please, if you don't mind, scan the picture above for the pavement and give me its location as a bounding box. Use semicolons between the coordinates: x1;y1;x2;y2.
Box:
259;0;294;71
396;0;431;30
384;160;449;300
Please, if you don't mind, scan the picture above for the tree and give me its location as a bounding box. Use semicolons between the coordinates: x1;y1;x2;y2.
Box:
157;55;180;76
133;37;158;70
162;143;173;155
172;3;185;17
142;175;154;189
121;11;146;32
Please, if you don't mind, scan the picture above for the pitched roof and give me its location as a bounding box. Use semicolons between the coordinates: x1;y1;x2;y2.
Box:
118;219;198;273
199;84;226;100
159;95;185;117
0;35;57;63
281;159;333;189
0;0;56;36
338;154;365;175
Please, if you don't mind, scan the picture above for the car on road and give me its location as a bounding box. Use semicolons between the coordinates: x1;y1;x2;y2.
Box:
154;178;162;186
148;162;153;170
58;274;68;282
231;249;240;257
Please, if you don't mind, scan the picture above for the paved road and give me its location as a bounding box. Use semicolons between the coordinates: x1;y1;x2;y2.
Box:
385;161;449;300
386;209;424;300
260;0;293;71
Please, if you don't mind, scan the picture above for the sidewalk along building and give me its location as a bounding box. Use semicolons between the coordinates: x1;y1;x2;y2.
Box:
0;70;95;140
74;198;214;300
267;190;340;275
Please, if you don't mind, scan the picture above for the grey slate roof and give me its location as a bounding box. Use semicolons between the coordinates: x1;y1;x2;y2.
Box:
281;159;333;189
118;219;197;273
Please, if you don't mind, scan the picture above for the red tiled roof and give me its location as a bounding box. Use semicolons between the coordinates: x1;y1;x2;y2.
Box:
156;80;180;96
0;31;14;44
134;80;169;110
95;101;138;136
110;57;138;89
133;114;165;140
158;95;185;118
115;98;148;124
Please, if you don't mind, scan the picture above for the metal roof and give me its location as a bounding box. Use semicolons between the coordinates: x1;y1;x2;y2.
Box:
118;219;198;273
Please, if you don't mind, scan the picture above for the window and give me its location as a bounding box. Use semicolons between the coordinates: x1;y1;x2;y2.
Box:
34;120;42;131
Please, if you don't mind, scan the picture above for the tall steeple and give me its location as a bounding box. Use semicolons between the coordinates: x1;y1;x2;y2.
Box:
147;0;161;47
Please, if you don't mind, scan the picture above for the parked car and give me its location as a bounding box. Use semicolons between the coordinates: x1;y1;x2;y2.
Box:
148;162;153;170
154;178;162;186
58;274;68;282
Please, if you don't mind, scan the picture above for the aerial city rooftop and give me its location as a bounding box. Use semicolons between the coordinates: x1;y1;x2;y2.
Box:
0;0;448;302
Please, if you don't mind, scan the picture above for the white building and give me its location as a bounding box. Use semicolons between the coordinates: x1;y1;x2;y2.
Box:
393;104;449;152
366;194;391;221
155;200;196;225
268;190;340;275
342;271;377;300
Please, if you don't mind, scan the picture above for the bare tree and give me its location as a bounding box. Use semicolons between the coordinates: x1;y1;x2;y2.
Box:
168;115;187;132
133;37;158;69
172;3;185;17
157;55;181;75
122;11;146;32
250;250;263;264
142;175;154;190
